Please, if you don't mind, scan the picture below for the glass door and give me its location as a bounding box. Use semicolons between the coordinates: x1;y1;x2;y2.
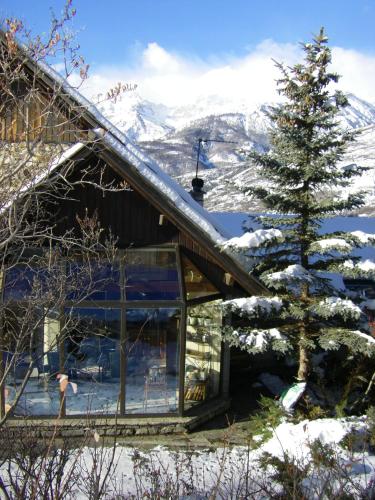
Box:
125;308;180;414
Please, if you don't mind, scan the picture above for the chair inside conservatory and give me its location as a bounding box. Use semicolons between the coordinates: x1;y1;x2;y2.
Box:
143;365;169;411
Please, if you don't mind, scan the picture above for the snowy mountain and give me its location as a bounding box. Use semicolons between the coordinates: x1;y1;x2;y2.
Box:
98;92;174;142
99;92;375;214
339;94;375;129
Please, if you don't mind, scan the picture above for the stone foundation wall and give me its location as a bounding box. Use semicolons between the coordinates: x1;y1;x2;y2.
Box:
1;399;230;440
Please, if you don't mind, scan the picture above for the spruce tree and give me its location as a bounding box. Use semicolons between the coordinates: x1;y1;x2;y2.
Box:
222;28;375;383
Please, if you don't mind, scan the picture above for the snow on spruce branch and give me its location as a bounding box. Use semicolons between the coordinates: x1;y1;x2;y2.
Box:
352;330;375;346
337;259;375;278
313;297;362;321
223;327;291;355
319;328;375;356
220;228;284;250
309;238;352;255
263;264;313;291
350;231;375;245
222;296;283;318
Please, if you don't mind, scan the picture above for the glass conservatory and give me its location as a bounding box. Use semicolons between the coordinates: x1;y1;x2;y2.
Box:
1;247;225;418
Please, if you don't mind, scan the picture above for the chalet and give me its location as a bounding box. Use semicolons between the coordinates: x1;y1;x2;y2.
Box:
0;33;267;434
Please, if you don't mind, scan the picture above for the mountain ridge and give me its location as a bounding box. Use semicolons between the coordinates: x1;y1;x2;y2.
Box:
98;93;375;214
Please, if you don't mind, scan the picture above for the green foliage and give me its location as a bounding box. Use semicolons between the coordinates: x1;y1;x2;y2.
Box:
309;440;338;469
258;438;365;499
249;396;287;444
303;404;328;421
223;28;375;384
366;406;375;448
258;451;309;498
340;428;366;454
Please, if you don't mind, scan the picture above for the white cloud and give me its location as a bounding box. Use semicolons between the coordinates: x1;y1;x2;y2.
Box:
81;40;375;108
331;47;375;102
141;42;182;73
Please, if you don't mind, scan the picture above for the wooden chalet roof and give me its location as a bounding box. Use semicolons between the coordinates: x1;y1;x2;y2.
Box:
1;35;268;297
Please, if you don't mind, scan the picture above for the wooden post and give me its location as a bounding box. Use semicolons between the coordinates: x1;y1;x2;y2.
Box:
224;273;234;286
221;311;231;399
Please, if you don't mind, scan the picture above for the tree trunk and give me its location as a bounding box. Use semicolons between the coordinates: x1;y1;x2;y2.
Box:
297;340;310;381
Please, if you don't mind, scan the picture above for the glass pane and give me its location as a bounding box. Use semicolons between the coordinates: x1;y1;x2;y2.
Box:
66;261;120;301
3;307;62;416
182;256;220;301
4;266;34;300
125;308;180;414
125;250;180;300
64;308;121;415
184;301;222;408
3;265;52;301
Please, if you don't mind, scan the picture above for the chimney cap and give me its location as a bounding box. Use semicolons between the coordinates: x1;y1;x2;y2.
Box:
191;177;204;191
190;177;205;206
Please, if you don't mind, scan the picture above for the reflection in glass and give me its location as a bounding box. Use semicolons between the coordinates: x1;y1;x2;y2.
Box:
4;266;34;301
64;308;121;415
125;250;180;300
66;261;120;301
3;308;62;416
182;256;219;301
184;301;222;407
3;265;55;301
125;308;180;413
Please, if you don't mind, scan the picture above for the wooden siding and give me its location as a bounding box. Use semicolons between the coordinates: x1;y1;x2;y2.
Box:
1;95;76;143
51;154;179;247
178;232;219;266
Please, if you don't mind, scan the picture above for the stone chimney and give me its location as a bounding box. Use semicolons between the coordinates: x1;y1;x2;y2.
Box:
190;177;205;206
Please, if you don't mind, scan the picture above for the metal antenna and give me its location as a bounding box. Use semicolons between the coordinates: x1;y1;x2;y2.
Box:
195;138;237;178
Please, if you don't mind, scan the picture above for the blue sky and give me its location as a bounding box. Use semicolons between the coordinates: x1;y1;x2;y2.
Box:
2;1;375;105
2;0;375;62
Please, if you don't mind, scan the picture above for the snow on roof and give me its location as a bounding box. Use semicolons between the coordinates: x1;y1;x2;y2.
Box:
1;142;86;214
48;142;86;171
30;142;87;189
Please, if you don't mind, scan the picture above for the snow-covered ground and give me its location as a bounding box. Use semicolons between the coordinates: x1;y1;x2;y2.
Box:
2;416;372;498
75;417;375;497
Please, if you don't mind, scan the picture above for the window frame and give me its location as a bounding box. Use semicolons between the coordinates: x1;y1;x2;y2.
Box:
0;244;225;419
